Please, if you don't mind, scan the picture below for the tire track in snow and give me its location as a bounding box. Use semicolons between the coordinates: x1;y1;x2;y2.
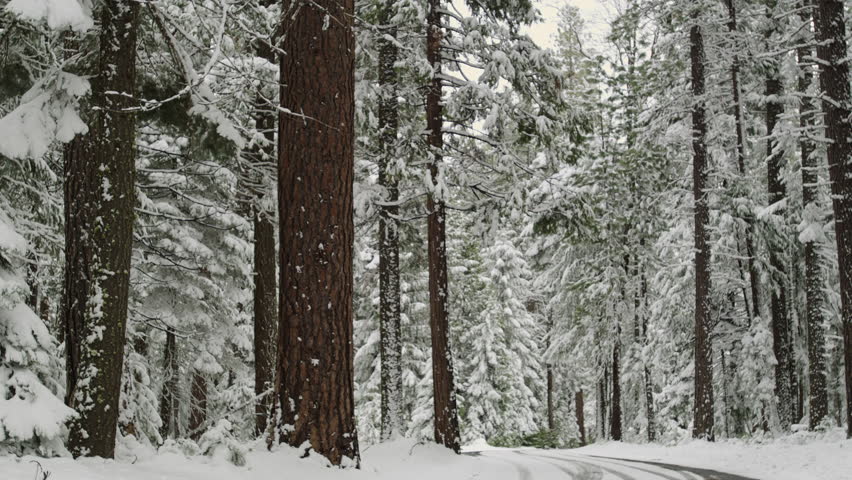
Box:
527;451;687;480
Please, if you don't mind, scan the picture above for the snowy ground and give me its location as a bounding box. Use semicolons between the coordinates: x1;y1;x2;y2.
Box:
572;428;852;480
2;433;848;480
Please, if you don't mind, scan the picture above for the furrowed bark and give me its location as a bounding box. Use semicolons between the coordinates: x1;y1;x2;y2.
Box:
813;0;852;438
273;0;360;465
250;0;278;437
796;0;828;429
425;0;461;453
63;0;139;458
690;20;715;440
377;0;404;441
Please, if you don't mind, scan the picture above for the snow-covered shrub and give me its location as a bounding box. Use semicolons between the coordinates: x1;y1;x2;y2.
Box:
198;419;247;466
0;210;74;455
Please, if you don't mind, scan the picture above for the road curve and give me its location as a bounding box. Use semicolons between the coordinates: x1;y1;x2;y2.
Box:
472;449;757;480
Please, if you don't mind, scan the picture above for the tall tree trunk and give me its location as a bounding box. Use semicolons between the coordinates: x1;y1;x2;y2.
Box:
253;206;277;436
812;0;850;436
690;20;715;440
250;2;278;437
425;0;460;452
546;364;555;431
543;305;554;431
725;0;762;322
26;252;39;312
575;390;586;445
721;350;730;438
642;276;655;441
765;12;794;429
272;0;360;465
599;364;608;440
63;0;139;458
610;331;623;440
189;370;207;441
377;0;403;441
159;329;179;440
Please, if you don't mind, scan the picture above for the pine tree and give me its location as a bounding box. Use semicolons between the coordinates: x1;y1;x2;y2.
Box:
376;0;404;440
425;0;461;453
812;0;852;438
247;0;279;438
63;0;140;458
690;12;714;441
795;0;828;429
272;0;360;465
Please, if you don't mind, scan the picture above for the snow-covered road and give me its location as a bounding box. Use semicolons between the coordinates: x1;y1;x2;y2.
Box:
475;449;755;480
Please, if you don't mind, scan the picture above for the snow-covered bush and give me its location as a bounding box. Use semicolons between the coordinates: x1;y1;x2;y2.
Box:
0;210;74;455
198;419;247;466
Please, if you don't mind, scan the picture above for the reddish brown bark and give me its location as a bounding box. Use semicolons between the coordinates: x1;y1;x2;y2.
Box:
690;21;714;440
250;12;279;436
425;0;461;453
273;0;360;465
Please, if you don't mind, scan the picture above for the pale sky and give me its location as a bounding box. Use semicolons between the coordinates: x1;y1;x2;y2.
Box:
525;0;612;50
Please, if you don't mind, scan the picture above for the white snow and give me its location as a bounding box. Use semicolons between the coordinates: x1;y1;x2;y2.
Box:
0;72;89;160
574;430;852;480
0;439;510;480
5;0;93;32
1;436;846;479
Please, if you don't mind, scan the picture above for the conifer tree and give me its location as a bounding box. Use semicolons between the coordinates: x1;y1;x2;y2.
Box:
63;0;140;458
689;10;714;441
272;0;360;465
812;0;852;438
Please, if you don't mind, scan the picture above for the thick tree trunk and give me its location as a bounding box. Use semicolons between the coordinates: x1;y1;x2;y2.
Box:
725;0;761;322
159;329;179;440
425;0;460;453
575;390;586;445
690;21;715;440
273;0;360;465
802;58;828;424
250;0;279;438
764;18;795;428
377;0;403;441
189;370;207;441
812;0;852;437
610;332;623;440
63;0;139;458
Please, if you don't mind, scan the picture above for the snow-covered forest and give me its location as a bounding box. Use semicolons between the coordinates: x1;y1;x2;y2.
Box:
0;0;851;478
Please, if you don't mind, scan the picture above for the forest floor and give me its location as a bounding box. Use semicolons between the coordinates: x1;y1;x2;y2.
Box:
2;432;849;480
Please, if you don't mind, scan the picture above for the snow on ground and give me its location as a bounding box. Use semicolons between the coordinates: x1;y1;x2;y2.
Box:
2;433;849;480
574;428;852;480
0;439;513;480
